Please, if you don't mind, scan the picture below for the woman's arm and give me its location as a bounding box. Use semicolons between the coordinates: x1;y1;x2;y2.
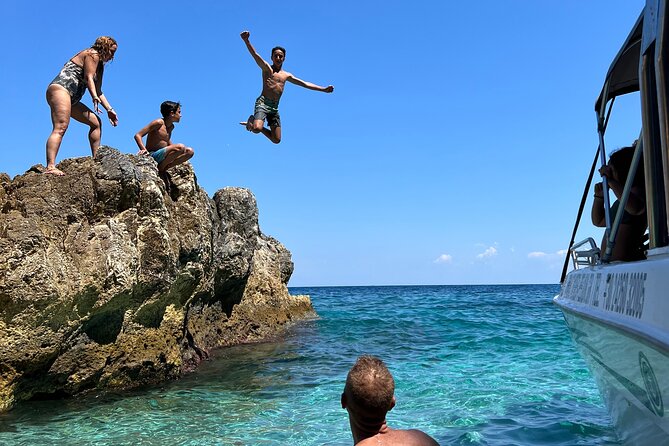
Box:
84;50;102;112
93;63;118;126
591;182;606;227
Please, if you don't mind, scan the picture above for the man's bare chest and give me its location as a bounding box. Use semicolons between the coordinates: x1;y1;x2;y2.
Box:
264;72;288;86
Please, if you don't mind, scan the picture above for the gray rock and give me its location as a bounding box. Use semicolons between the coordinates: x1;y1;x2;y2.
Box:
0;146;315;412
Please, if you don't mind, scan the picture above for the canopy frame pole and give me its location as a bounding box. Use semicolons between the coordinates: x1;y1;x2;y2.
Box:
560;95;615;283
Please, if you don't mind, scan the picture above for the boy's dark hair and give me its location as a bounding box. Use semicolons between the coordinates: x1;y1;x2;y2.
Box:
160;101;181;118
271;46;286;58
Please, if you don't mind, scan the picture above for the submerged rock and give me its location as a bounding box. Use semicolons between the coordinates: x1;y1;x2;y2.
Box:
0;147;314;412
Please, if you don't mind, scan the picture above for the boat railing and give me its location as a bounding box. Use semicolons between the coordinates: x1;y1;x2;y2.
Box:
570;237;601;269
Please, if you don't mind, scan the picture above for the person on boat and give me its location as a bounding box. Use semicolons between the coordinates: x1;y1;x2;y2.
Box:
239;30;334;144
591;145;647;261
341;355;439;446
134;101;194;190
45;36;119;176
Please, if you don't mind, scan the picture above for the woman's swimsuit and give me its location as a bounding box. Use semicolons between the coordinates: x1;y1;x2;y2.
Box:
50;60;87;104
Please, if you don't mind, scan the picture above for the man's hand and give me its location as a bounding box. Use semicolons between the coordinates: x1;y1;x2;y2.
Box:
240;31;250;41
324;85;334;93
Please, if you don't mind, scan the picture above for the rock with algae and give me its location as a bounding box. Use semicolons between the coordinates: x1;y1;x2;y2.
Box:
0;146;315;412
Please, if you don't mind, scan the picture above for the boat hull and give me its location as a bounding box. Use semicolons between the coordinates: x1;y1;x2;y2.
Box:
554;253;669;445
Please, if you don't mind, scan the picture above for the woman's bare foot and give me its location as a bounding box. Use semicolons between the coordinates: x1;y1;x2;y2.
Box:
44;166;65;176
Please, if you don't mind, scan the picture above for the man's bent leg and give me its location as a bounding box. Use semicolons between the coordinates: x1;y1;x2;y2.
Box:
268;125;281;144
252;119;265;133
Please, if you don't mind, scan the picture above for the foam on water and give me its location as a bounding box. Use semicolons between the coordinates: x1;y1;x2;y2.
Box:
0;285;620;445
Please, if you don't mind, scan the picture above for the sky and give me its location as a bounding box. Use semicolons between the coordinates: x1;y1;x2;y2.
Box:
1;0;646;286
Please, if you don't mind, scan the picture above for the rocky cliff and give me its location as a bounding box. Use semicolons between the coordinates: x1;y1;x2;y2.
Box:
0;147;315;412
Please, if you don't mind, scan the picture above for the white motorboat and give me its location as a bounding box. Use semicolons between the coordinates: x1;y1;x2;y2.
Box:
554;1;669;444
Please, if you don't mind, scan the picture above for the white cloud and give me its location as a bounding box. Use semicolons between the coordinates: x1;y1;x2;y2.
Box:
477;246;498;259
527;249;569;261
434;254;453;264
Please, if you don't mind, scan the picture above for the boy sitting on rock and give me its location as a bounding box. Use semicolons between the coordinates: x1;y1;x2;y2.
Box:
135;101;194;187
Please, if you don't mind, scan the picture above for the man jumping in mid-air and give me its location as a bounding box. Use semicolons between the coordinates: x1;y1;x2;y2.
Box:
240;30;334;144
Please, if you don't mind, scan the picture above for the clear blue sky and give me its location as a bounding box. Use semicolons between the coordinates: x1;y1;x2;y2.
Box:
2;1;644;286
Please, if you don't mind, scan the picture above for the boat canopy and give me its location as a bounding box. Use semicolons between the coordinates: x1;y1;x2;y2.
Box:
595;12;644;113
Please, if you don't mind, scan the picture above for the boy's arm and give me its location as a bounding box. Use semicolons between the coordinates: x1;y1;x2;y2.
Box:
134;120;162;154
240;31;271;72
286;73;334;93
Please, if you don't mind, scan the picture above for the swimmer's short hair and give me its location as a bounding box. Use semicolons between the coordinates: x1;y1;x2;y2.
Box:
271;46;286;58
346;355;395;413
160;101;181;118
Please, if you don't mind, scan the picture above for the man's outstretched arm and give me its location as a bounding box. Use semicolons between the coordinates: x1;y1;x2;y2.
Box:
287;74;334;93
240;31;271;71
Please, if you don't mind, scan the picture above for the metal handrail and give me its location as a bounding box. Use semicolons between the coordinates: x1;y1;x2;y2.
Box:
570;237;601;269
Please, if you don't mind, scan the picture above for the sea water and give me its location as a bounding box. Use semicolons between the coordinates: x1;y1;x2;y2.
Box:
0;285;620;445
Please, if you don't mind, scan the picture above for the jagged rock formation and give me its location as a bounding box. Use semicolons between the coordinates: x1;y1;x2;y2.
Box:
0;147;315;412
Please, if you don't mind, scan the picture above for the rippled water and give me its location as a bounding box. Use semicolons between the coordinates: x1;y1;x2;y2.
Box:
0;285;620;445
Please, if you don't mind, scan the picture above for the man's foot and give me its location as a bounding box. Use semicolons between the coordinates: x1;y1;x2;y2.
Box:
44;166;65;176
239;115;255;131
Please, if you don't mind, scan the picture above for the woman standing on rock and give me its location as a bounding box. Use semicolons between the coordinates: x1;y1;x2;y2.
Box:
45;36;119;176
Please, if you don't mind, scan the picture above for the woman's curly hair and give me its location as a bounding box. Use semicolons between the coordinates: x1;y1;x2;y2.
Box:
91;36;117;62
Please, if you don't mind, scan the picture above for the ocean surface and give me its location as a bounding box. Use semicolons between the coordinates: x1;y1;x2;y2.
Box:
0;285;621;445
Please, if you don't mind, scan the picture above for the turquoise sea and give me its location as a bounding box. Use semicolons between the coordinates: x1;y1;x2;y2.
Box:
0;285;620;445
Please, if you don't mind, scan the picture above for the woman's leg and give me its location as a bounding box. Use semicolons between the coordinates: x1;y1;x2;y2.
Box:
45;85;72;175
71;102;102;156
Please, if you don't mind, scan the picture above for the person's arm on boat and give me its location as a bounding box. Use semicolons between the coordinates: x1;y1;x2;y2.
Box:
591;182;606;227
